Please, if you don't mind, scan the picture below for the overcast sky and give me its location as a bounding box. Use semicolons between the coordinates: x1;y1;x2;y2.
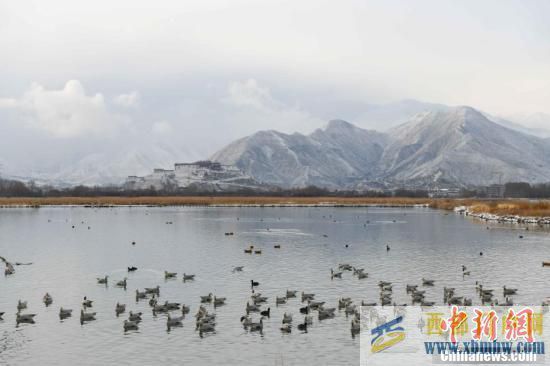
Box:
0;0;549;178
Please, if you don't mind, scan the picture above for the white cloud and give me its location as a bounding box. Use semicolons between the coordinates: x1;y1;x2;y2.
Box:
151;120;172;135
222;79;324;135
224;79;278;110
113;91;140;108
1;80;130;138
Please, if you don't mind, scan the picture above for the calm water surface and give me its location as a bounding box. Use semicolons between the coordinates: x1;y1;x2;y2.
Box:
1;206;549;365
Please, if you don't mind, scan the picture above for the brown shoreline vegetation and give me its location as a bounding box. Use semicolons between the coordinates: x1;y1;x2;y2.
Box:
0;196;549;217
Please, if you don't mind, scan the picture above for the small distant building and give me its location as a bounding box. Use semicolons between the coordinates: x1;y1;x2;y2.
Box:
486;184;505;198
428;187;461;198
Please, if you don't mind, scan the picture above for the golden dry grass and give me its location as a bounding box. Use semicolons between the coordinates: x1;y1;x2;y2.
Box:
0;196;433;207
1;196;549;216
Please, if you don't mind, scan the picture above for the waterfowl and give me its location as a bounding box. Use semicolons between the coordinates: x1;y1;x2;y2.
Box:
406;285;418;293
357;272;368;279
282;313;292;324
344;305;356;315
43;293;53;306
164;271;177;279
128;311;142;322
301;292;315;302
167;314;184;329
299;305;310;314
82;297;93;307
319;309;336;320
422;278;435;286
297;319;308;332
152;303;168;314
164;301;181;310
97;276;108;285
246;302;260;313
249;317;264;332
181;305;191;315
116;278;127;289
144;286;160;295
274;244;281;249
244;248;253;254
115;302;126;316
339;264;353;271
378;281;392;287
503;286;518;295
213;297;226;306
200;293;213;303
280;323;291;333
198;322;215;334
308;300;325;310
254;249;262;254
260;308;271;317
240;315;253;327
124;320;139;331
251;280;260;288
17;300;27;311
0;312;4;319
351;319;360;334
59;308;72;319
183;273;195;282
386;245;390;251
331;269;343;279
276;297;287;305
127;266;138;272
80;310;96;322
232;266;244;273
361;301;377;306
286;290;297;298
16;313;36;324
135;289;147;301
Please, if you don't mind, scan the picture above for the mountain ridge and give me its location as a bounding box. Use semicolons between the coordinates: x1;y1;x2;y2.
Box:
211;106;550;188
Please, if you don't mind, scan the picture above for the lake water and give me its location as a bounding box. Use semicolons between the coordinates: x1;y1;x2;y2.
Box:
1;206;549;365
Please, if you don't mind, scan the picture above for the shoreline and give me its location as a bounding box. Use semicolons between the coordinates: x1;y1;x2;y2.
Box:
0;197;550;223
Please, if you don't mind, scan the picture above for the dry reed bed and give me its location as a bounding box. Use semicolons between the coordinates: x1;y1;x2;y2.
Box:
0;196;433;207
1;197;549;217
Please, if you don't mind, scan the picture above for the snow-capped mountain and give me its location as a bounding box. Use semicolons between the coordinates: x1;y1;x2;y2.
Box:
212;106;550;188
210;120;387;188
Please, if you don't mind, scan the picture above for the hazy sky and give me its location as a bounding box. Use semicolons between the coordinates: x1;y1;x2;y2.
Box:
0;0;549;178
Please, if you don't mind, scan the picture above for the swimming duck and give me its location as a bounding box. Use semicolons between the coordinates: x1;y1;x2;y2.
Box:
59;307;73;319
116;278;127;289
164;271;177;279
183;273;195;282
43;293;53;306
144;286;160;295
115;302;126;316
97;276;108;285
80;310;96;322
82;297;93;307
17;300;27;311
128;311;142;322
286;290;297;298
282;313;292;324
124;320;139;331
